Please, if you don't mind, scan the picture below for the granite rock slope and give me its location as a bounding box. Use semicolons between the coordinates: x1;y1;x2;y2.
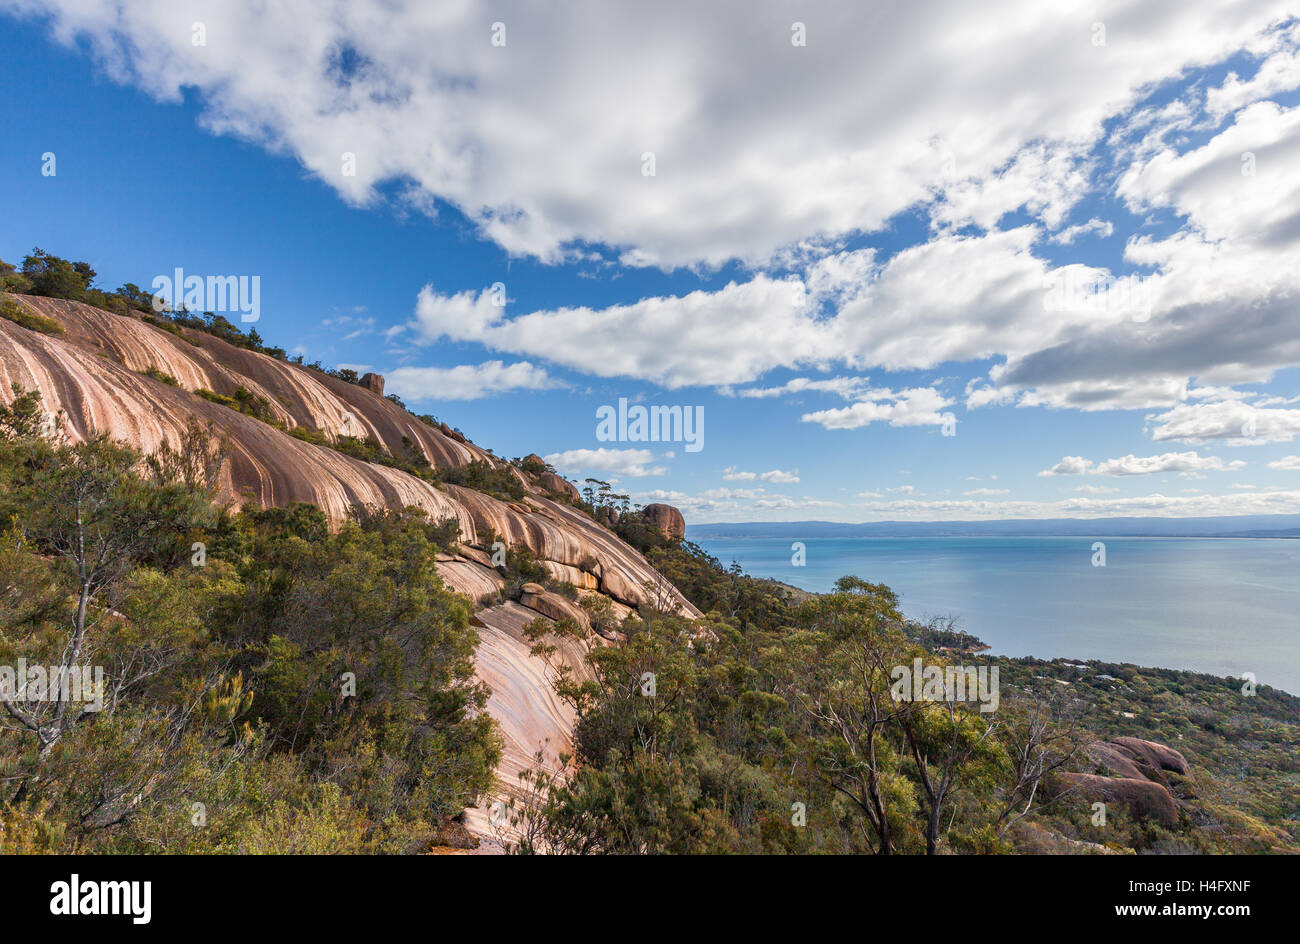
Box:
1;295;700;842
1057;737;1193;828
0;296;698;616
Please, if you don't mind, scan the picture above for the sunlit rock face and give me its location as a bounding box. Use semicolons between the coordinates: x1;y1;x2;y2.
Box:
2;295;702;844
1056;737;1192;829
642;502;686;540
0;296;698;614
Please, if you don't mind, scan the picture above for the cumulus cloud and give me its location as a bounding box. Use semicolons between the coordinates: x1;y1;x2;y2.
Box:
1039;456;1093;476
850;490;1300;523
720;466;756;481
1147;399;1300;445
401;270;836;388
632;486;813;516
801;387;952;431
1047;217;1115;244
384;360;557;401
13;0;1291;269
1268;455;1300;469
18;0;1300;509
1039;451;1246;476
544;448;668;478
396;227;1082;390
722;467;800;483
977;77;1300;413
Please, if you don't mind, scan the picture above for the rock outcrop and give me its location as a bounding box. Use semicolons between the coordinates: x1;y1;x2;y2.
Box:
0;296;697;615
519;584;592;632
466;601;593;837
1056;773;1181;828
642;502;685;540
538;470;581;501
1108;737;1190;778
0;295;704;842
1057;737;1192;828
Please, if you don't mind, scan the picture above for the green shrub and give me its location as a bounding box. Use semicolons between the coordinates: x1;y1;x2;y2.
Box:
0;296;64;336
442;460;524;501
195;387;239;409
0;419;502;853
195;385;278;425
139;365;180;386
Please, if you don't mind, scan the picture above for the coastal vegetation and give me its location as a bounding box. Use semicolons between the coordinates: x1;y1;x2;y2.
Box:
497;515;1300;854
1;246;1295;854
0;394;499;853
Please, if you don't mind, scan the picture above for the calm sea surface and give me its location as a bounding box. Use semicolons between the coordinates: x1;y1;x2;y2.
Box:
693;535;1300;694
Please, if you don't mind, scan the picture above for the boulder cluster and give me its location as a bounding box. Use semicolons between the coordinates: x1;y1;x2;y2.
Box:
1057;736;1192;828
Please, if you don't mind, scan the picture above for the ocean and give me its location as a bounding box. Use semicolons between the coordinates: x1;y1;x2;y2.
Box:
692;535;1300;695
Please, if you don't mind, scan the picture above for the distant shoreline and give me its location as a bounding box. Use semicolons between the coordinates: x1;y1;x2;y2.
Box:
695;531;1300;695
692;531;1300;540
688;514;1300;541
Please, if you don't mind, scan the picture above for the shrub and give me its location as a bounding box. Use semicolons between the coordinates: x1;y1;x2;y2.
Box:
0;296;64;336
195;387;239;409
140;365;180;386
442;460;524;501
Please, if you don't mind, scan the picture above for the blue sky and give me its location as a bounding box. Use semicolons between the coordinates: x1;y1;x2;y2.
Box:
3;2;1300;522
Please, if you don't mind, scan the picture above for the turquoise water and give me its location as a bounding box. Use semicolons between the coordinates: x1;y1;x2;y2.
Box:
694;535;1300;695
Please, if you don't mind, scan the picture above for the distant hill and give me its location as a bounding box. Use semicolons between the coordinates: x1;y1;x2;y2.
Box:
688;515;1300;539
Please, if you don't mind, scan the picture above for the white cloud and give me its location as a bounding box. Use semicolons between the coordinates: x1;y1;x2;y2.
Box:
396;227;1085;390
15;1;1291;269
1039;456;1092;476
1039;450;1246;476
724;376;874;401
385;360;558;401
1268;455;1300;469
1074;484;1120;495
664;485;1300;523
1206;22;1300;118
1047;217;1115;244
722;466;800;483
1093;453;1246;476
932;142;1092;232
18;0;1300;496
544;448;668;478
402;270;836;388
963;487;1010;496
801;387;952;431
632;486;798;516
853;490;1300;522
1147;399;1300;445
